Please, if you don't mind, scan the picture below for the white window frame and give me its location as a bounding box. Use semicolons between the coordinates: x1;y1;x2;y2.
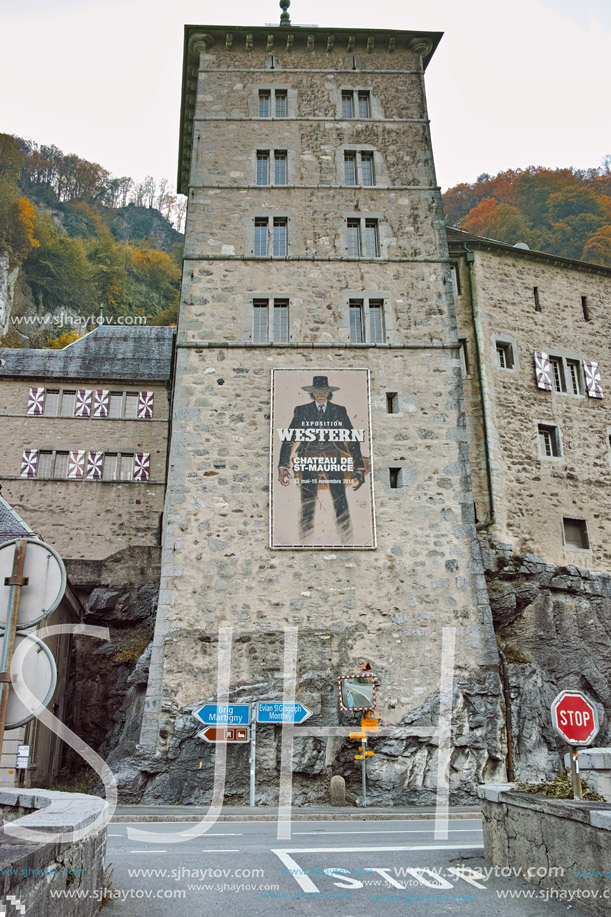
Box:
348;298;387;344
341;89;371;119
256;150;288;186
537;422;562;460
253;217;288;257
343;151;375;187
252;298;290;343
346;218;380;258
496;341;515;370
548;354;584;397
258;88;288;118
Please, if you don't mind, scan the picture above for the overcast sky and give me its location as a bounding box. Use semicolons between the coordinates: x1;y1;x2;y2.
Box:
1;0;609;192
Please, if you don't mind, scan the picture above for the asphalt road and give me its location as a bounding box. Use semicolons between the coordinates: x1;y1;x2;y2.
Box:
99;819;590;916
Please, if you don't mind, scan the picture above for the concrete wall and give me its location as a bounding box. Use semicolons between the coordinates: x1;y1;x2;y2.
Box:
0;788;107;917
453;247;611;568
480;784;611;915
0;378;169;560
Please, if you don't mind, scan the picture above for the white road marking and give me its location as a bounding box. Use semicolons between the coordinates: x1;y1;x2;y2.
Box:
130;850;168;854
272;843;484;894
201;849;241;853
294;828;482;836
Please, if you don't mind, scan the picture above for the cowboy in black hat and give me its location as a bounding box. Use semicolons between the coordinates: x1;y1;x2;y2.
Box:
278;375;366;541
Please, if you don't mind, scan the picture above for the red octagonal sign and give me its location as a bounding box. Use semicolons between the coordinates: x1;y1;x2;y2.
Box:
551;690;600;746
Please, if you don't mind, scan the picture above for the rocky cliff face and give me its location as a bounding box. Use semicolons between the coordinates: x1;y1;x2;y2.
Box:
58;540;611;803
0;252;18;336
60;548;160;784
481;541;611;781
0;251;39;343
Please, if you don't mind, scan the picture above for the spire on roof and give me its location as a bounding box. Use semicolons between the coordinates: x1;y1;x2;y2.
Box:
280;0;291;27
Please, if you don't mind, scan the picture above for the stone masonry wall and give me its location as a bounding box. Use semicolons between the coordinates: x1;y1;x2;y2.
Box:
134;27;502;803
0;379;169;560
454;248;611;568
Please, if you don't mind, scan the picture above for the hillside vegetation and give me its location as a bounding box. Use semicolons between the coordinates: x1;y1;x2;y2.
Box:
0;133;184;346
442;161;611;264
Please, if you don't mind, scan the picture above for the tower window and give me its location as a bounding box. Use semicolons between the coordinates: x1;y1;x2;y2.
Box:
581;295;591;321
389;467;402;488
346;218;380;258
386;392;399;414
341;90;371;119
563;518;590;551
348;298;387;344
258;90;271;118
256;151;288;185
252;299;289;343
253;217;288;257
344;151;375;186
258;89;288;118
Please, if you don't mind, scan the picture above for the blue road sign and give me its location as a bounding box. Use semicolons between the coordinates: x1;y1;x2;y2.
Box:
256;702;312;724
193;703;250;726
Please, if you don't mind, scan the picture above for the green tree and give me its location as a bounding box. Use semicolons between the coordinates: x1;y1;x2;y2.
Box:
0;133;25;181
25;212;95;312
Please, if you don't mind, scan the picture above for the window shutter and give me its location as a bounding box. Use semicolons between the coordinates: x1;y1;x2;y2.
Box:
75;389;93;417
133;452;150;481
534;350;552;391
27;387;45;415
21;449;38;477
583;360;603;399
94;390;109;417
86;451;104;480
137;391;154;419
68;450;86;479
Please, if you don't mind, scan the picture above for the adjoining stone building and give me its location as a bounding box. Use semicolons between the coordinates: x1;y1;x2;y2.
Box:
130;20;503;805
448;226;611;569
0;325;174;561
0;325;175;788
446;227;611;781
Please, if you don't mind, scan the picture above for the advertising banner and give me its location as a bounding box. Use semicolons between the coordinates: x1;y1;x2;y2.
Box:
270;368;376;549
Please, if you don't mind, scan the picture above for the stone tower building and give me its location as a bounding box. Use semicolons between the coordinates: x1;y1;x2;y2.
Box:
135;19;502;803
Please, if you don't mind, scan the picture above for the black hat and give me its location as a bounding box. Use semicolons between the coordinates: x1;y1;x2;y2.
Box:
301;375;340;393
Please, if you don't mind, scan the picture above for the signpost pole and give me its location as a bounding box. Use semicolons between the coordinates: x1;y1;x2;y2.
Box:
361;734;367;806
0;539;28;749
570;748;583;800
249;716;256;807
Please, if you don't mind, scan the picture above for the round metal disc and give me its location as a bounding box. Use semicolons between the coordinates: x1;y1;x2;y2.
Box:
4;631;57;730
0;538;66;629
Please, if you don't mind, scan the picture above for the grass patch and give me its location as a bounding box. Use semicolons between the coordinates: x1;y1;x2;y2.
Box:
512;772;605;801
113;628;149;665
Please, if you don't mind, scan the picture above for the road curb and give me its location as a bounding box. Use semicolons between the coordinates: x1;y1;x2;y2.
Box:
111;809;481;823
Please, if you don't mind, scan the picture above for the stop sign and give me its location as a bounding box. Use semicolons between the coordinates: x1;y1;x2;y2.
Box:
551;690;600;746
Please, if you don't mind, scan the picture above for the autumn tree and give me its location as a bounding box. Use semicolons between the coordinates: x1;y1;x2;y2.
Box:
581;225;611;266
0;179;39;264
